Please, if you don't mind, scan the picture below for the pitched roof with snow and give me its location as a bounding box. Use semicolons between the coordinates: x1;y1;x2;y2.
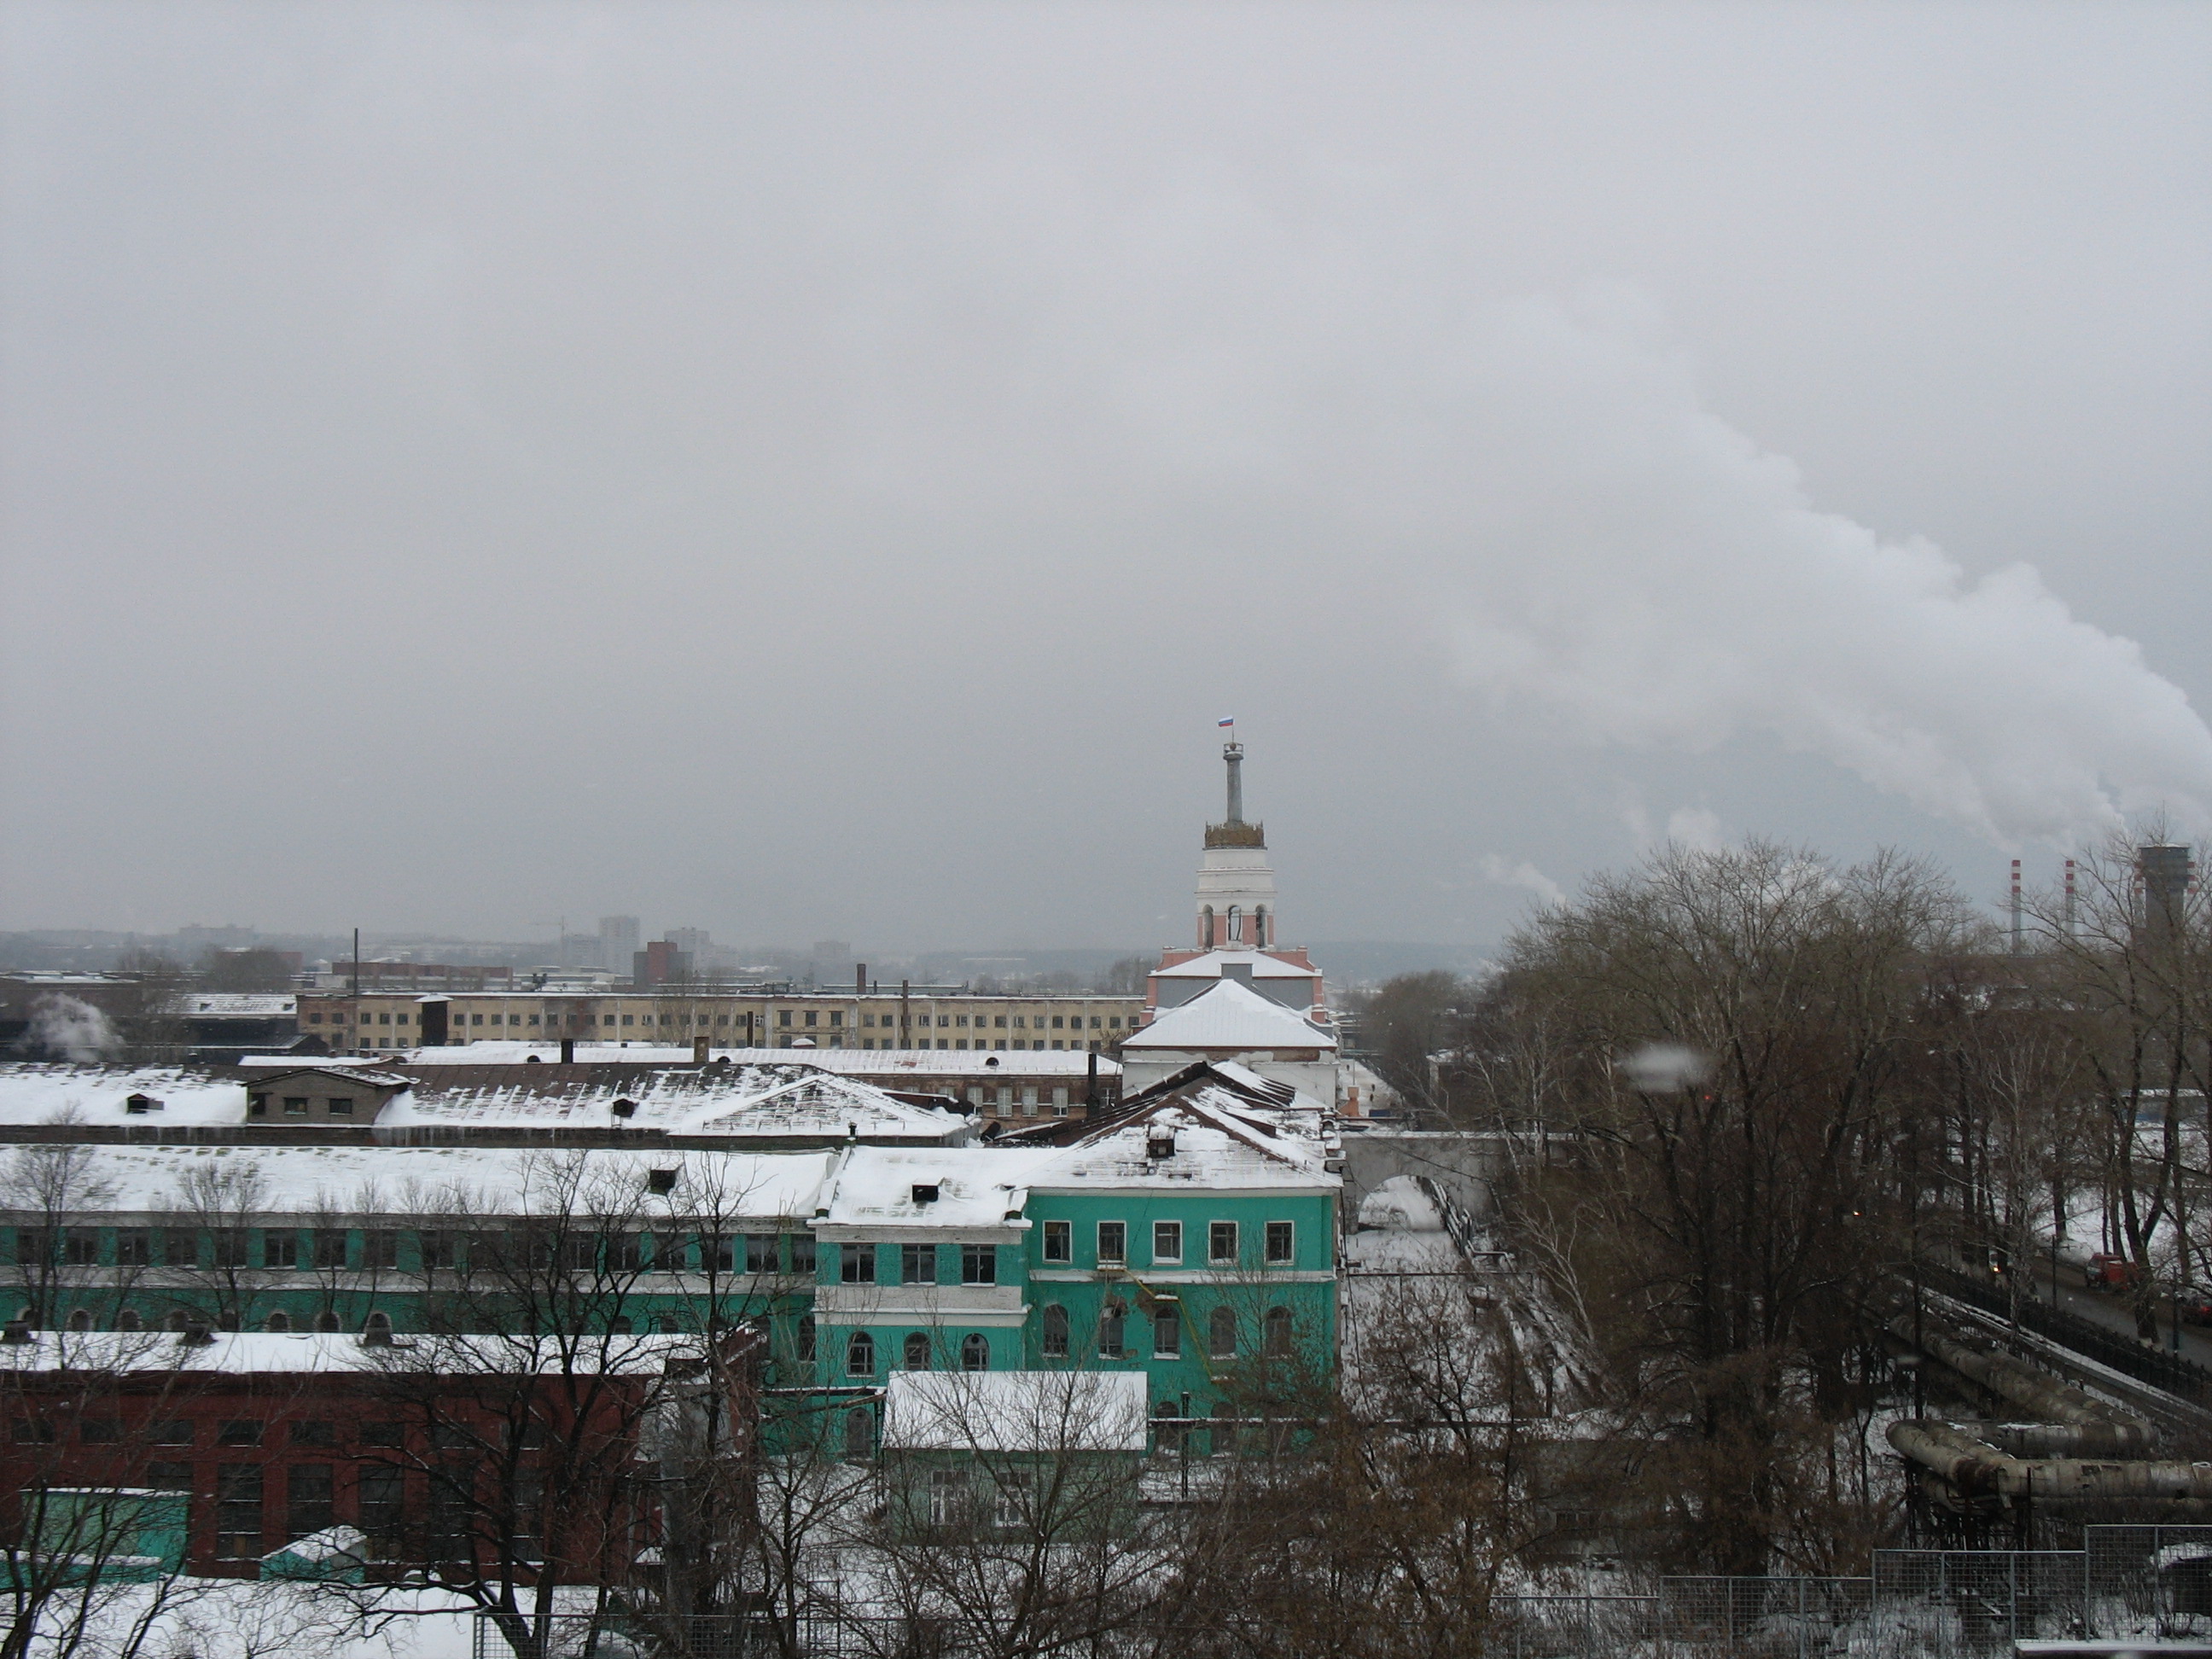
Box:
376;1065;969;1141
383;1045;1119;1077
0;1065;253;1127
1123;979;1337;1053
817;1145;1061;1231
882;1370;1150;1452
1033;1091;1336;1190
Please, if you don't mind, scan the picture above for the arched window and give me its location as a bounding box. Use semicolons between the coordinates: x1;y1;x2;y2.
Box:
65;1309;91;1332
1153;1306;1180;1359
843;1407;872;1461
609;1316;632;1335
961;1333;989;1372
1154;1399;1185;1455
314;1309;341;1333
798;1315;816;1362
1263;1307;1292;1356
363;1310;393;1338
1041;1304;1069;1359
1099;1299;1126;1359
264;1311;290;1333
846;1330;875;1377
1208;1306;1237;1358
1252;906;1266;946
653;1313;680;1335
1226;905;1242;942
115;1309;142;1332
162;1310;187;1332
904;1333;931;1371
1199;906;1215;949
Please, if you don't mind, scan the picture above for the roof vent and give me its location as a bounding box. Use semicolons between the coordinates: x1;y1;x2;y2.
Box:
648;1168;678;1195
124;1093;163;1115
525;1054;541;1064
911;1184;940;1204
179;1320;214;1348
1147;1129;1177;1161
611;1098;637;1119
984;1055;1000;1068
1;1321;31;1346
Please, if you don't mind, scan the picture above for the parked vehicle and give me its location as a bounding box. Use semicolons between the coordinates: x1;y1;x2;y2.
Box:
2085;1253;2145;1291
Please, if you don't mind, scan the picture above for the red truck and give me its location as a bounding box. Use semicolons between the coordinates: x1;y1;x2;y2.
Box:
2084;1253;2145;1291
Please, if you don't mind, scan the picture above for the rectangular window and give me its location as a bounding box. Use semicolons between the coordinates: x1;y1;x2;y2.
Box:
840;1243;876;1284
778;1010;791;1027
651;1233;686;1272
789;1234;817;1274
313;1230;348;1270
164;1230;198;1269
829;1011;841;1027
994;1016;1007;1027
861;1013;875;1027
1209;1221;1238;1265
805;1010;818;1027
362;1231;400;1271
282;1096;310;1116
146;1462;191;1492
1051;1016;1064;1029
1152;1221;1182;1265
327;1097;353;1116
288;1464;335;1537
419;1231;457;1271
745;1235;778;1275
80;1417;121;1443
900;1243;934;1285
358;1467;405;1540
116;1230;151;1267
1042;1220;1071;1263
361;1422;403;1447
960;1243;996;1285
11;1419;54;1443
1265;1221;1295;1265
151;1419;193;1447
62;1227;100;1266
212;1229;250;1268
215;1465;263;1558
290;1420;335;1447
219;1419;263;1447
1097;1221;1126;1264
1154;1305;1181;1358
263;1231;298;1270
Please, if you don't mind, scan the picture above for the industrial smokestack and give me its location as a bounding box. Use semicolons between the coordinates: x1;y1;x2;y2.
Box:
2010;858;2023;956
2139;844;2193;952
2064;859;2077;938
856;962;866;997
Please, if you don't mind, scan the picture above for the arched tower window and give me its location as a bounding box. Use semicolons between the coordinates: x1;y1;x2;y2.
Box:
961;1333;989;1372
847;1330;875;1377
1198;906;1215;949
1252;906;1266;947
1226;905;1242;943
904;1332;931;1371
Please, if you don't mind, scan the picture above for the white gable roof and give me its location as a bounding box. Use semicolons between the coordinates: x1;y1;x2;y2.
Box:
1125;979;1336;1053
1152;951;1318;981
882;1370;1150;1452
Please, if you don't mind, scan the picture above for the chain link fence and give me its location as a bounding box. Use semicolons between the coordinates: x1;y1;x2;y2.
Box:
467;1532;2212;1659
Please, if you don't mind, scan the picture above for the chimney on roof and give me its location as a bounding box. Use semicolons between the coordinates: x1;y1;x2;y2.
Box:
856;963;867;997
1086;1049;1098;1109
1147;1127;1177;1161
561;1037;575;1065
612;1098;637;1119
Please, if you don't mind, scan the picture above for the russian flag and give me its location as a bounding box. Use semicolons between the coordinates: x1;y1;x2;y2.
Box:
1217;716;1235;728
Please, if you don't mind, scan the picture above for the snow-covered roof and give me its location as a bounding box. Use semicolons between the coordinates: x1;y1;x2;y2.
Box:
1041;1093;1334;1189
185;995;297;1016
0;1330;698;1377
376;1066;969;1142
250;1065;410;1091
882;1370;1150;1452
1152;951;1318;981
385;1045;1117;1076
818;1146;1059;1230
0;1065;253;1126
0;1143;834;1220
1124;980;1337;1053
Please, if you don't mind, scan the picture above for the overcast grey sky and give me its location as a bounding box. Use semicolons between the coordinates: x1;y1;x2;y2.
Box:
3;2;2209;957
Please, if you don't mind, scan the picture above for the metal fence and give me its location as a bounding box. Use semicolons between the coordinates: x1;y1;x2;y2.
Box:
1923;1260;2212;1404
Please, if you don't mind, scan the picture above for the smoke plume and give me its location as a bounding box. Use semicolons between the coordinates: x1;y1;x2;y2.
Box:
18;995;121;1064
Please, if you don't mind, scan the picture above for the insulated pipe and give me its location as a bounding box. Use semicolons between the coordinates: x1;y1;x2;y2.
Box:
1888;1315;2149;1443
1982;1421;2157;1459
1889;1420;2212;1502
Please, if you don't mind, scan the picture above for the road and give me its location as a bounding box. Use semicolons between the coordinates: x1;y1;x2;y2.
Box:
1996;1254;2212;1370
